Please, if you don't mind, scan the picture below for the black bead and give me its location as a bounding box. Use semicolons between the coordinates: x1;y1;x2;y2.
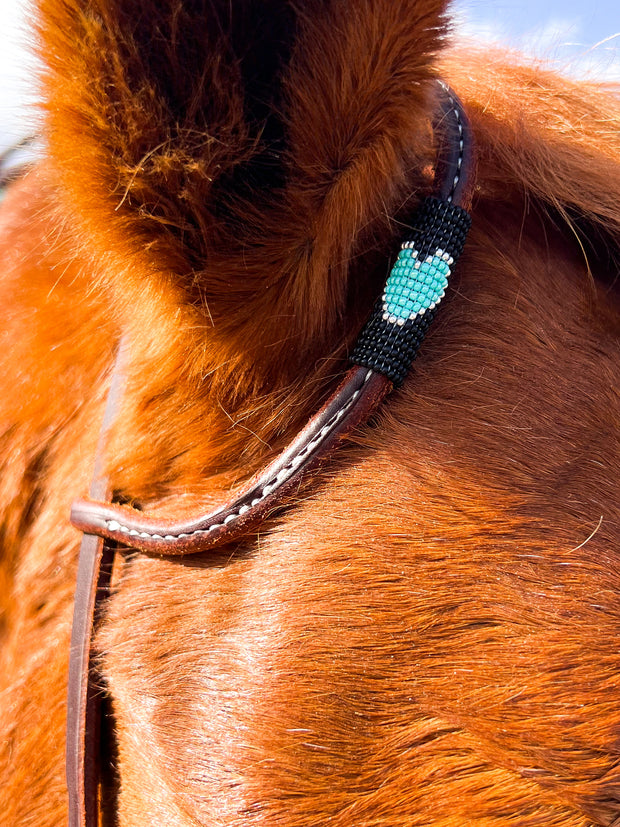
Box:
350;197;471;386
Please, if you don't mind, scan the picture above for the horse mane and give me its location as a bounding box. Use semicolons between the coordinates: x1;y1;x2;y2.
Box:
1;1;619;823
443;50;620;258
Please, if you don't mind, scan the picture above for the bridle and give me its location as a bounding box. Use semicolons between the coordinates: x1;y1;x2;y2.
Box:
66;80;475;827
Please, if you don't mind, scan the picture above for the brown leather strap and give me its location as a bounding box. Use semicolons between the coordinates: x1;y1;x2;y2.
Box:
66;534;115;827
66;340;127;827
71;367;390;554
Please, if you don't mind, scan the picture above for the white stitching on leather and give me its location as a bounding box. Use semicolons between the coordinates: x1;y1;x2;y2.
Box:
104;370;374;542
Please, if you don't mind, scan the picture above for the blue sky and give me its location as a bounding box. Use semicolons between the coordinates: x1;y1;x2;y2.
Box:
452;0;620;79
452;0;620;83
0;0;618;150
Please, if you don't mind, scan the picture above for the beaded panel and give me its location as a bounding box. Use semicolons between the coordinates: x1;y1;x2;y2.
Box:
351;197;471;386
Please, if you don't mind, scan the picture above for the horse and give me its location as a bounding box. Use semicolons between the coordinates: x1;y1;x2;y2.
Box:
1;0;619;824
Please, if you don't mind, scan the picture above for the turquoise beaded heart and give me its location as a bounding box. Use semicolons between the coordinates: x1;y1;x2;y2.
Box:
382;246;453;325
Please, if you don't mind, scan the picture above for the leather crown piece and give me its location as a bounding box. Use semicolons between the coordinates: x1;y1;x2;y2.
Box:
66;80;475;827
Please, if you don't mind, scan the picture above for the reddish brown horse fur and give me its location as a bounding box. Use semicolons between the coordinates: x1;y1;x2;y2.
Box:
1;0;619;823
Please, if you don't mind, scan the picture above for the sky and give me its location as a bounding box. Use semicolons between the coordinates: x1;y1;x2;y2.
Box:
0;0;618;151
452;0;620;81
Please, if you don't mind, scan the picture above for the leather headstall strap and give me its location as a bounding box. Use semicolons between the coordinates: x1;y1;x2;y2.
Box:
66;80;475;827
66;337;129;827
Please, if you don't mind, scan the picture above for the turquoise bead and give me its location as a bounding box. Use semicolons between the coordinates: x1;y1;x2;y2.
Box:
383;247;452;324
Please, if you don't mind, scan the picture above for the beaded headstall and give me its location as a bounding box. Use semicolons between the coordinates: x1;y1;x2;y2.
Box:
66;80;475;827
352;196;470;385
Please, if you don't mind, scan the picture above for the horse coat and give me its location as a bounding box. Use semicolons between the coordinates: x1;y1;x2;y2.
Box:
0;0;619;824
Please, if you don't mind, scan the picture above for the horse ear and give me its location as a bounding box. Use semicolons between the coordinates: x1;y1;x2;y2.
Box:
37;0;451;297
37;0;299;267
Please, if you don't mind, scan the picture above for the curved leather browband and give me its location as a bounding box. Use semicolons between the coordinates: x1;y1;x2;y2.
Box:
72;367;390;554
67;81;476;827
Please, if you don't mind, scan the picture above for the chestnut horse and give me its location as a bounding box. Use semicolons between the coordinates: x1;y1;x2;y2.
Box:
1;0;619;824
